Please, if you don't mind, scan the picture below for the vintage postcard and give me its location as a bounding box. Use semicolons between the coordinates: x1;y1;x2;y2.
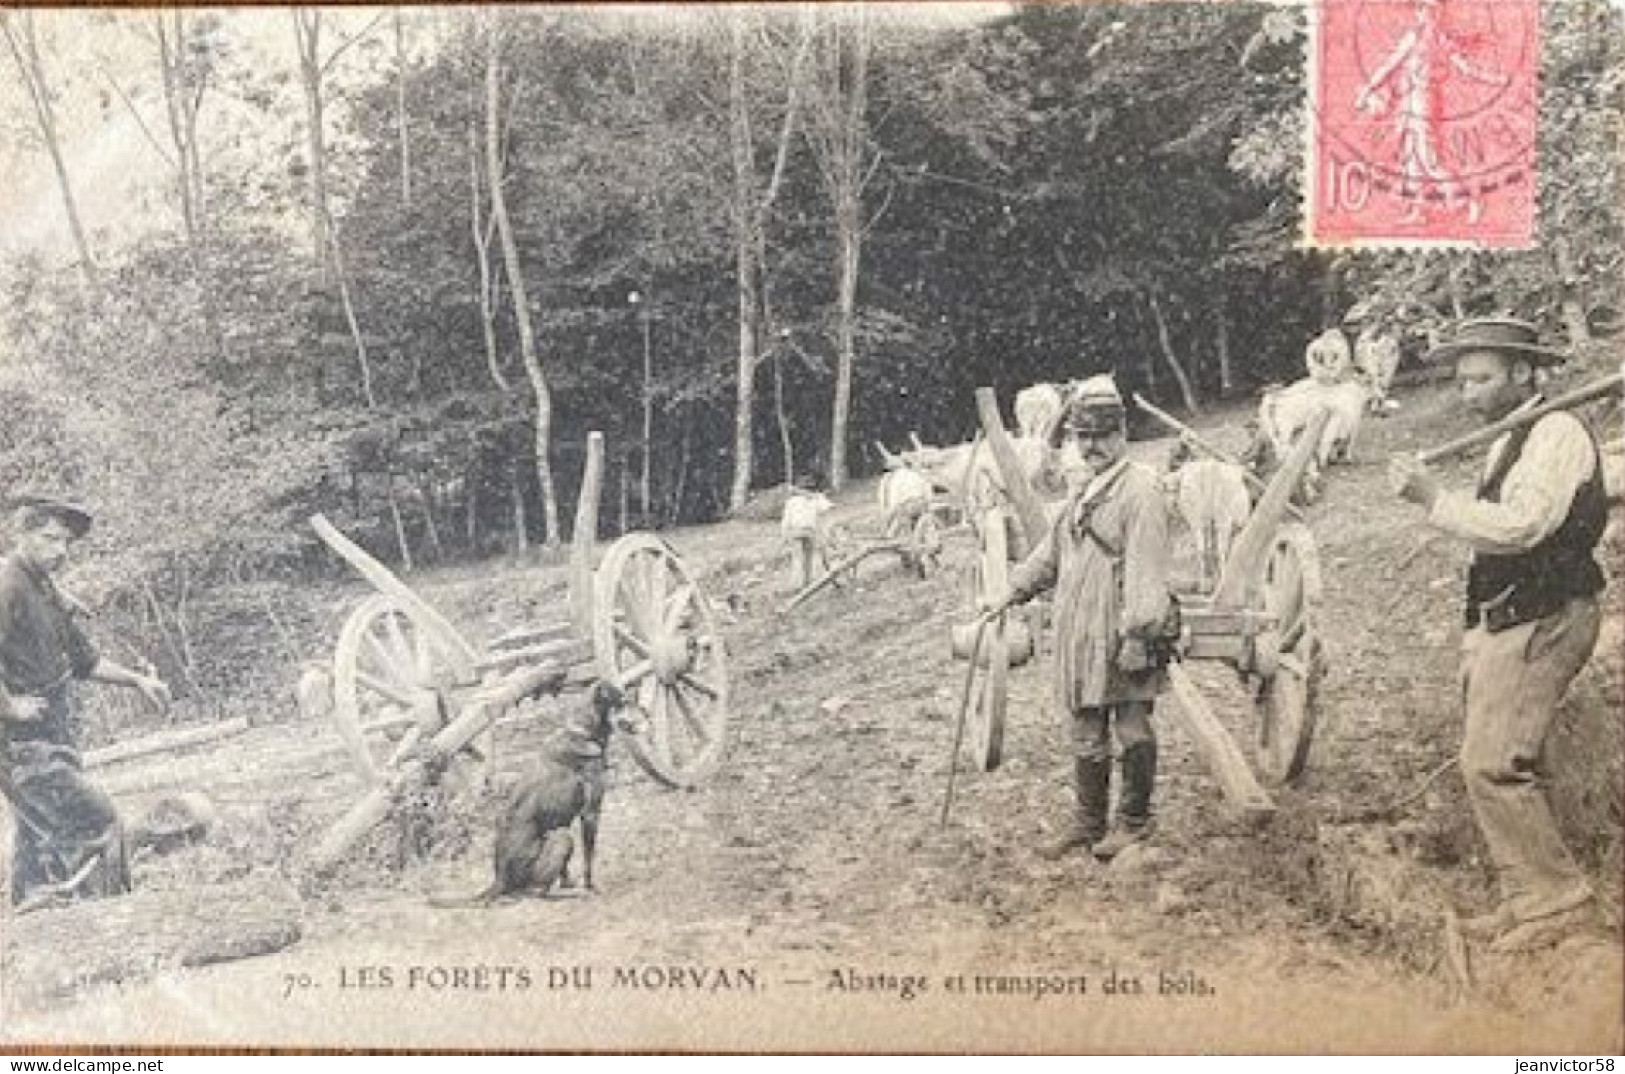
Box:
0;0;1621;1054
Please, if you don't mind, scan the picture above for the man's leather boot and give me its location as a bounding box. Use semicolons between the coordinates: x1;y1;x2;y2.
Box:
1040;757;1110;861
1094;739;1157;861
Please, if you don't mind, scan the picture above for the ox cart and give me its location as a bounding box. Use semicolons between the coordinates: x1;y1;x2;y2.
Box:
307;433;729;873
951;389;1331;818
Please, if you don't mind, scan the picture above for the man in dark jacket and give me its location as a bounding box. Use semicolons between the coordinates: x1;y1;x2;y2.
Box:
1388;318;1607;952
1;495;171;910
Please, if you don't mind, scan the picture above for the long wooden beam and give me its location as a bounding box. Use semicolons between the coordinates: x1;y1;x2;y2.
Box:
307;661;570;874
973;387;1049;553
1167;664;1276;818
1210;407;1330;610
310;514;478;680
571;431;605;639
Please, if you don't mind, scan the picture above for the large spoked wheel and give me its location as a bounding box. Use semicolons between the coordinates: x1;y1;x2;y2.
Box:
1254;522;1325;785
333;594;469;784
962;507;1012;772
594;534;729;789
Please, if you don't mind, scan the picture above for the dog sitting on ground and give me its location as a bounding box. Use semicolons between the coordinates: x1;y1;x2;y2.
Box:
430;679;636;907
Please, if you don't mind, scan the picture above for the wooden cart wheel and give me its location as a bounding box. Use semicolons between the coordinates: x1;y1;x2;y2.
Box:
1254;522;1325;784
594;533;729;789
962;507;1012;772
333;594;469;784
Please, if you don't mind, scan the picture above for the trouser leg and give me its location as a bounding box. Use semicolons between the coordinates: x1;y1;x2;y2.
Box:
1459;600;1600;922
22;765;130;900
1114;701;1158;831
1039;707;1110;860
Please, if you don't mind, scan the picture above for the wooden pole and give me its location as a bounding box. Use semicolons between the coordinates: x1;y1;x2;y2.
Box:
1131;392;1304;522
308;662;571;874
84;718;250;770
1209;408;1330;610
571;431;604;639
782;539;908;613
1417;372;1623;465
1167;664;1275;818
310;514;478;679
972;388;1048;552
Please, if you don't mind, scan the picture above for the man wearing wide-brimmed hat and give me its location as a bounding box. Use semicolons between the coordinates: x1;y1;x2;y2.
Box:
1388;317;1608;953
0;494;172;910
984;375;1175;862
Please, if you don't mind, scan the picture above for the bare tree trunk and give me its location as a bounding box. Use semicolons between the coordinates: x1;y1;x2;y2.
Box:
485;14;560;548
327;214;380;408
2;12;98;291
1446;255;1469;319
1146;291;1201;414
160;12;224;359
293;10;330;286
469;127;511;394
417;477;443;560
727;13;760;514
395;10;412;207
619;459;630;536
830;194;860;489
639;312;653;522
1215;300;1234;396
1552;235;1594;347
774;349;795;486
465;450;480;550
725;9;812;512
819;9;871;493
671;411;691;525
510;460;529;558
386;472;414;572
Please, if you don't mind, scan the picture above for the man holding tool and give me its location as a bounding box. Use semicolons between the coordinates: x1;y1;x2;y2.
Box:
0;494;172;910
982;376;1176;861
1388;317;1612;953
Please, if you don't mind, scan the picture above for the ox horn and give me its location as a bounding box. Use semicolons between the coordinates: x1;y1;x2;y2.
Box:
909;431;926;452
874;440;903;469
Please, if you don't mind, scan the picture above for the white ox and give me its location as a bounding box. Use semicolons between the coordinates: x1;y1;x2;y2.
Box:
1171;457;1252;592
875;382;1080;513
781;491;835;590
1260;377;1372;472
878;467;934;539
1353;330;1402;413
1013;383;1066;444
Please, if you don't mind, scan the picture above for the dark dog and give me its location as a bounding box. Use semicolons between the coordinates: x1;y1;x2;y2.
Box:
431;680;633;908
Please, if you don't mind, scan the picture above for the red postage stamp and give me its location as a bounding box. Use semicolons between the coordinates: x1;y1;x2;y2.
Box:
1307;0;1541;248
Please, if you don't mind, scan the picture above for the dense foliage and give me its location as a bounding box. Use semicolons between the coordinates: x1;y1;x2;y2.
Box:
1;3;1619;706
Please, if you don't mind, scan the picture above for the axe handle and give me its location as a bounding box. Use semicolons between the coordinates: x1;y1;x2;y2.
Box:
1417;373;1623;465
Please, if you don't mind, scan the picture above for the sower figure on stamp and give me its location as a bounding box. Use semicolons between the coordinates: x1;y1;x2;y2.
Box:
0;495;172;912
982;376;1176;862
1388;318;1607;953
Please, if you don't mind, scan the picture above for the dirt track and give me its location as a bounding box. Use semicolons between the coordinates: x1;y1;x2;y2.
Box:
3;384;1621;1052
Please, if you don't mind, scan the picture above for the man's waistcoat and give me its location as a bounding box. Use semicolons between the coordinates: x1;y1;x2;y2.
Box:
1464;416;1607;630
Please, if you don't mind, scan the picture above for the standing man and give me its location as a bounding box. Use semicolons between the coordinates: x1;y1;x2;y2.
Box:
983;376;1175;861
1388;318;1607;952
0;495;171;910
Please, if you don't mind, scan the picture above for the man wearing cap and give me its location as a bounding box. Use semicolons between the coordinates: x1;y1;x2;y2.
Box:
983;376;1175;861
0;495;171;909
1388;317;1607;952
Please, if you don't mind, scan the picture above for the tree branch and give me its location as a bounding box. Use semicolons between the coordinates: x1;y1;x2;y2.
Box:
99;69;179;170
319;11;388;78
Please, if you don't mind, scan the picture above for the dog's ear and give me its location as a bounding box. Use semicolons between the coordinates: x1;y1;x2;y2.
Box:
592;679;625;716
